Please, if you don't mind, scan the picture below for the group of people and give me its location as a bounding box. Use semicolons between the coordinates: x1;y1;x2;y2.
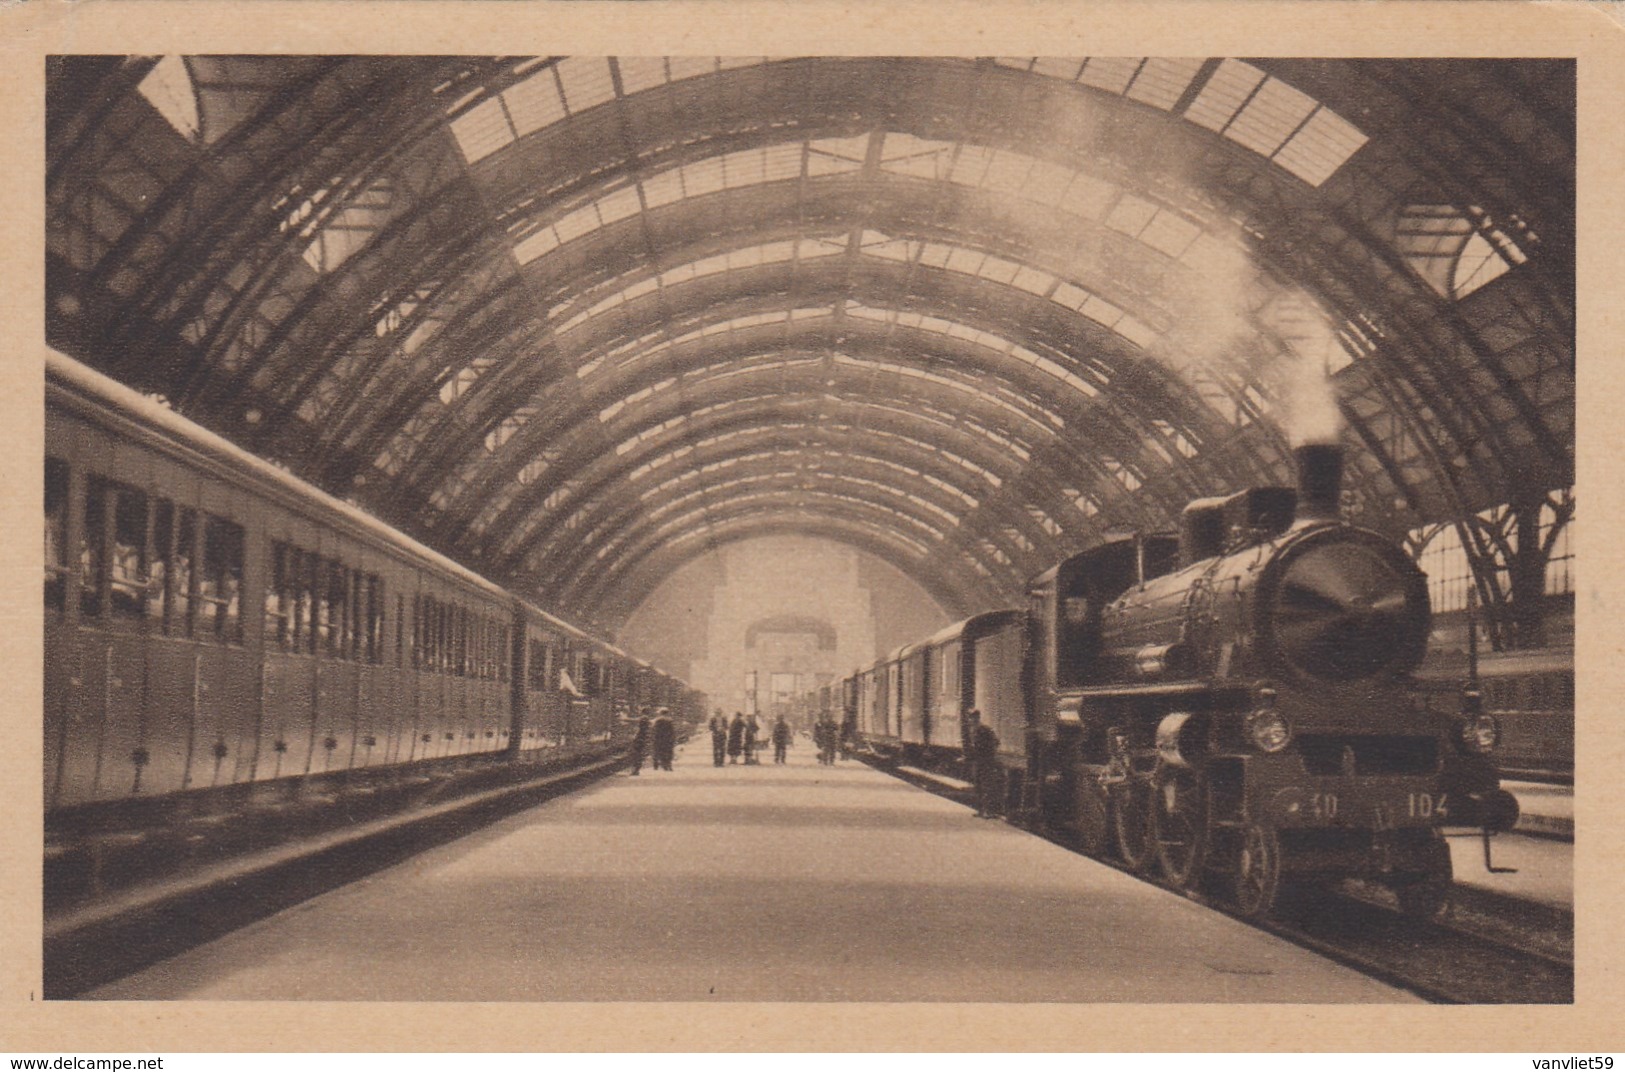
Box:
627;706;677;775
810;717;844;766
705;710;797;766
633;701;1001;818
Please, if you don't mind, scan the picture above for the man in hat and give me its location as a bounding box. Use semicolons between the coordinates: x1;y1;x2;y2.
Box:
652;707;676;771
709;709;728;767
629;708;651;776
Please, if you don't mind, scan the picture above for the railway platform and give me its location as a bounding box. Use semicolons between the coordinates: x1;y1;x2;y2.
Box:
87;738;1419;1003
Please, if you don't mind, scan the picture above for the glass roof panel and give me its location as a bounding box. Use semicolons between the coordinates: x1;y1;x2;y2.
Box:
556;57;616;113
449;96;515;164
503;67;568;138
1183;58;1267;133
616;57;668;96
1272;105;1370;187
1079;57;1142;95
1031;57;1086;82
1225;74;1318;157
138;56;201;142
1124;57;1204;110
667;57;717;82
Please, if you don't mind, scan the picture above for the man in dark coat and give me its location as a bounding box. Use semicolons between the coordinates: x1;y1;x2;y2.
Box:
709;709;728;767
743;715;760;764
629;710;651;776
771;715;792;764
727;712;746;764
968;709;1001;818
818;717;837;765
651;707;676;771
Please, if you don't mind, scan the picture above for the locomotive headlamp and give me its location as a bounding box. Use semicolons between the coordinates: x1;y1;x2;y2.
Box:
1245;708;1293;754
1459;712;1501;754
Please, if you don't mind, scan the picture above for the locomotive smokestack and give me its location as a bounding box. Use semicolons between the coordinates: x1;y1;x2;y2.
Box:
1294;442;1344;522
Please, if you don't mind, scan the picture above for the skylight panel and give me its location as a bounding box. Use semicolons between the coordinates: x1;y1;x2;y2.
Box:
917;243;953;270
1011;266;1054;295
667;57;717;82
640;169;686;208
617;57;668;96
1032;57;1086;82
994;58;1035;72
1025;162;1075;206
1078;57;1142;95
596;185;643;226
1052;282;1090;311
1272;105;1369;187
978;256;1022;285
945;248;985;275
502;68;568;138
138;56;201;142
1138;210;1203;258
683;157;726;197
762;144;804;183
449;97;515;163
1081;294;1124;327
556;58;616;114
1104;193;1159;237
1224;75;1317;157
1115;314;1159;348
1124;58;1203;110
808;133;868;169
1183;58;1266;133
949;145;994;187
552;203;600;244
982;151;1036;197
1058;173;1116;219
718;57;767;71
722;148;767;188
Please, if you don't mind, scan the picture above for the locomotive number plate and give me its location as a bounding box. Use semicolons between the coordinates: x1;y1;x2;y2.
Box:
1272;787;1451;827
1309;792;1339;820
1406;792;1448;819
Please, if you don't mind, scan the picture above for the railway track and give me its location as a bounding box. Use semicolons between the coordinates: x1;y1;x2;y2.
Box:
873;756;1572;1004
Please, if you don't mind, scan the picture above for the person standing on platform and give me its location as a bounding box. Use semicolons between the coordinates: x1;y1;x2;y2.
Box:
968;709;1001;818
743;714;761;765
709;709;728;767
652;707;676;771
771;715;792;764
629;709;651;776
727;712;746;765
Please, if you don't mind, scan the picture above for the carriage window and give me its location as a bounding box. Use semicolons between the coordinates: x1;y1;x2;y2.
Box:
498;624;510;682
45;458;69;612
79;477;150;620
110;485;149;619
368;575;385;664
149;500;170;626
200;516;244;643
296;550;316;653
265;542;291;649
396;593;405;665
171;508;196;635
528;638;548;690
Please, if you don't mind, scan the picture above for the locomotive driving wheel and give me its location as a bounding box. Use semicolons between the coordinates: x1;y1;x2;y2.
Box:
1112;769;1156;873
1393;836;1453;921
1153;766;1207;890
1233;822;1283;918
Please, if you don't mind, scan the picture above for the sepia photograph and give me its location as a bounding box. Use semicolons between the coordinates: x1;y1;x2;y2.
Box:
5;0;1619;1055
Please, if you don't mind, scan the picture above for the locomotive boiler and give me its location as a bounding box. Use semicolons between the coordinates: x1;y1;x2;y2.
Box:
1026;443;1519;916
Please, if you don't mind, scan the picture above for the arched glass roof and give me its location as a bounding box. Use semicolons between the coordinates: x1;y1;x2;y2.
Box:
47;55;1573;629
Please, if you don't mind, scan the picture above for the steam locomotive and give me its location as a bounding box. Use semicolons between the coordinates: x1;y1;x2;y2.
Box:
845;444;1519;918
